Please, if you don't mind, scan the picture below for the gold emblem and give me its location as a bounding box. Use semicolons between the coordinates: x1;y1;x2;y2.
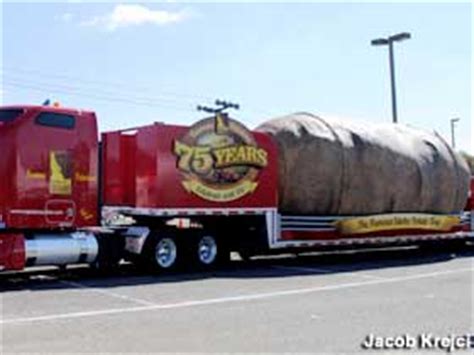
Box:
174;113;268;202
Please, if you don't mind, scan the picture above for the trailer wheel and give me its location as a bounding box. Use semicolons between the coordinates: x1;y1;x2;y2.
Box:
197;235;218;266
194;234;228;269
154;237;178;269
143;234;179;272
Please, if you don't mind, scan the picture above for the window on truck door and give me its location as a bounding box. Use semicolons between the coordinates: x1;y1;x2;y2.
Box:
35;112;76;129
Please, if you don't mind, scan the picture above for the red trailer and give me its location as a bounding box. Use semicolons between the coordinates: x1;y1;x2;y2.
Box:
0;104;473;272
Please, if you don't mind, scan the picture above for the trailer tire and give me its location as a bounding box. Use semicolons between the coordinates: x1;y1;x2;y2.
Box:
144;233;179;272
194;234;228;270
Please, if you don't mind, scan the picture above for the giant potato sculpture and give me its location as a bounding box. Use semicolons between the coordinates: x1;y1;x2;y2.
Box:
256;113;470;215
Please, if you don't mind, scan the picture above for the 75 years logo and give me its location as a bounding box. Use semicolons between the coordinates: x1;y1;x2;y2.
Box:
174;113;268;202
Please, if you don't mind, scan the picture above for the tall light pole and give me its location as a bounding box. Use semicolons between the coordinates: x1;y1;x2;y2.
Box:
450;117;460;149
371;32;411;124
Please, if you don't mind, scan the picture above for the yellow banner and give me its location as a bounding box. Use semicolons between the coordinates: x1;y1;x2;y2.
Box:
182;180;258;202
335;213;460;235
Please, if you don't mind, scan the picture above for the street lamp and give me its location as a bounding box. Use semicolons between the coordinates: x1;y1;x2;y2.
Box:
450;117;460;149
371;32;411;123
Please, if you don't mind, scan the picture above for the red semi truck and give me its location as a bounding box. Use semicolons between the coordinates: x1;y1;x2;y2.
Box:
0;104;473;272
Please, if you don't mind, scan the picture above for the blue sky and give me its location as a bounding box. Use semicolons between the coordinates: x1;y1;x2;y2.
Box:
1;1;472;153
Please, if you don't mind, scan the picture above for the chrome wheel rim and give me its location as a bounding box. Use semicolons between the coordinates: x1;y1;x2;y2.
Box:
198;236;218;265
155;238;177;268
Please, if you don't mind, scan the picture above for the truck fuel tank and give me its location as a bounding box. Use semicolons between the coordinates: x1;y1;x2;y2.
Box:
25;232;98;267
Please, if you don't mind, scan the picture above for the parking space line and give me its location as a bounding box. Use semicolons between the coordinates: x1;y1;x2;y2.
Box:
270;265;333;274
270;265;387;280
58;280;156;307
1;266;471;326
348;273;387;280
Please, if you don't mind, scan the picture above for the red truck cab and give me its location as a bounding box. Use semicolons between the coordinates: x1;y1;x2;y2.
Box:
0;105;99;230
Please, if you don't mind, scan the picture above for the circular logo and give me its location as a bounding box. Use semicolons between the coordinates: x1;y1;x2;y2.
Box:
174;113;268;202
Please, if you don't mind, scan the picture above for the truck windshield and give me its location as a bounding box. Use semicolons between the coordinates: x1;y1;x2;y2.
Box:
0;109;23;123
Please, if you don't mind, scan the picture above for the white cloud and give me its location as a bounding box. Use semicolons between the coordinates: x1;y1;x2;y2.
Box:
81;4;190;31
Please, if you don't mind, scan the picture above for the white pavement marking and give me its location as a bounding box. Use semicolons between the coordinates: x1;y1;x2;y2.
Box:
348;273;387;281
270;265;333;274
1;266;472;326
58;280;156;307
270;265;387;280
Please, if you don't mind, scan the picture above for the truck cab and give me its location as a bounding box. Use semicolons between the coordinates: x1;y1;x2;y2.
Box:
0;105;99;230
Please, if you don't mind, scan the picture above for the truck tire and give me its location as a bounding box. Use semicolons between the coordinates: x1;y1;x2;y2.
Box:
144;234;179;272
92;233;124;274
194;234;228;269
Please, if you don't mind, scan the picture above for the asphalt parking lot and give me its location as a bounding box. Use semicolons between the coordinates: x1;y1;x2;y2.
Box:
1;246;473;354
